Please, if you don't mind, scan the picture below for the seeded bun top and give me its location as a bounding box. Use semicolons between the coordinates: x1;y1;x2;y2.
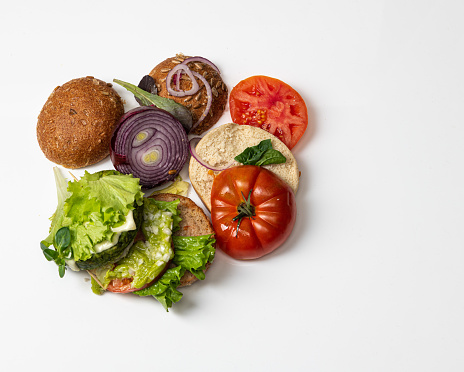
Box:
148;54;228;135
149;193;215;287
37;77;124;169
189;123;300;212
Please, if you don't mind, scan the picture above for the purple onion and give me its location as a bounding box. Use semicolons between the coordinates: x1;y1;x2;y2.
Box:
110;106;189;188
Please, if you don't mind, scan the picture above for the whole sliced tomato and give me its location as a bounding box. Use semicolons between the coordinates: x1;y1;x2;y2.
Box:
229;75;308;150
211;165;296;260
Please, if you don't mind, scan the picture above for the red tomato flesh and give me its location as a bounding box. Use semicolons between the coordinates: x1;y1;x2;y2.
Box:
229;75;308;150
211;165;296;260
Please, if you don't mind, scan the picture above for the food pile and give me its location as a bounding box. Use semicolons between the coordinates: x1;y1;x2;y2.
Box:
38;53;309;310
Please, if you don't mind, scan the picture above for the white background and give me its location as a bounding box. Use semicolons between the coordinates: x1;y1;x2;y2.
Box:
1;0;463;371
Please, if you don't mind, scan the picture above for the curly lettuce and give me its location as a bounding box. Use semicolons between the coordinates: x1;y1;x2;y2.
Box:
42;169;144;263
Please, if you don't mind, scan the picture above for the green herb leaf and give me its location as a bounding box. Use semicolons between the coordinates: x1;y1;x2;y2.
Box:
234;139;286;166
58;265;66;278
113;79;193;132
255;148;287;166
42;248;58;261
55;227;71;251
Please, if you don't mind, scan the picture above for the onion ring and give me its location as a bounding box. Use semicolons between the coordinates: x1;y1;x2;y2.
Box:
110;106;189;188
165;64;199;97
164;56;220;133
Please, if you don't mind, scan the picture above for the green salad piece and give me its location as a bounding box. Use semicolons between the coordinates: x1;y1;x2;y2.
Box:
134;233;215;311
40;168;144;276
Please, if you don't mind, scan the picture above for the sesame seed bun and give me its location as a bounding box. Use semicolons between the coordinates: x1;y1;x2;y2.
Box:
189;123;300;212
37;76;124;169
148;54;227;135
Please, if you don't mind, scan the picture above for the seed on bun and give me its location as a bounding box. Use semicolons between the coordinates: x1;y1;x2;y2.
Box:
148;53;228;135
37;77;124;169
189;123;300;212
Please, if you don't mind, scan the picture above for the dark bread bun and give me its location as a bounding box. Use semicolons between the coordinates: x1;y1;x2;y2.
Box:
149;193;215;287
148;54;227;135
37;77;124;169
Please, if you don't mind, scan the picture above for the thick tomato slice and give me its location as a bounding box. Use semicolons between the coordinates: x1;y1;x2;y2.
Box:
211;165;296;260
229;75;308;150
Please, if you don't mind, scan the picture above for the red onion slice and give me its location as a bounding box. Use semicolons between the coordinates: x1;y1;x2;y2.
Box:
189;71;213;133
164;56;220;133
181;56;220;74
110;106;189;188
166;64;199;97
189;137;235;172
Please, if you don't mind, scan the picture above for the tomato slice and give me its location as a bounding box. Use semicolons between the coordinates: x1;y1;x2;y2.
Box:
229;75;308;150
106;277;136;293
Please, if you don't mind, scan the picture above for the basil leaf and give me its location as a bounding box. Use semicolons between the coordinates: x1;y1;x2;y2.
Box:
234;139;286;166
255;149;287;166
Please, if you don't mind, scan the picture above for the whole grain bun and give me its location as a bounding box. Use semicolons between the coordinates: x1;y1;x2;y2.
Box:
149;193;215;287
148;53;227;135
37;77;124;169
189;123;300;211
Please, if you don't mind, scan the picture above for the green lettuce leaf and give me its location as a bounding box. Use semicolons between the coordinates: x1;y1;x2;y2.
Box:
43;167;72;246
135;233;216;311
172;234;216;280
43;170;144;263
134;266;184;311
